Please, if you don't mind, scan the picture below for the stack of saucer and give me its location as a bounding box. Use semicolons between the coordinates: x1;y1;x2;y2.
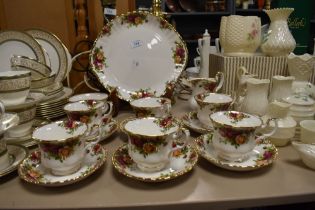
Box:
35;87;73;120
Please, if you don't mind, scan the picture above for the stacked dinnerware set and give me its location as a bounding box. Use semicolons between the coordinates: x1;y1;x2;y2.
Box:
0;7;315;186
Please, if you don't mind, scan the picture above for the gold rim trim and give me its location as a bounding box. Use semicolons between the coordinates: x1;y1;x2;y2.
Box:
194;134;278;171
11;55;52;76
120;116;180;138
112;144;198;182
0;144;29;177
32;121;87;144
194;93;233;106
18;146;107;186
0;71;31;80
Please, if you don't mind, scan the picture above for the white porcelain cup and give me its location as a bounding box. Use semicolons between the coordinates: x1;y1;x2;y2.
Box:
130;97;171;118
64;100;113;139
121;117;189;172
6;98;36;138
300;120;315;144
33;120;90;176
0;70;31;106
194;92;233;129
210;111;278;162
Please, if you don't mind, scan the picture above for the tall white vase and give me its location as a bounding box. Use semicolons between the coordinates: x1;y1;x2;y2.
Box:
261;8;296;56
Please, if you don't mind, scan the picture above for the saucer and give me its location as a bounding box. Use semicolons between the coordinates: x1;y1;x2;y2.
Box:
0;144;28;177
194;133;278;171
18;144;107;186
85;119;118;142
182;111;212;134
4;127;38;148
112;143;198;182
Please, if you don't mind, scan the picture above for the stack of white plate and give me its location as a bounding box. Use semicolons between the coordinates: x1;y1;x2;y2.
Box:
35;87;73;120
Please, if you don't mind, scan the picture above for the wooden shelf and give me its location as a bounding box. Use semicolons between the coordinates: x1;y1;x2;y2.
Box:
166;11;231;17
236;8;264;13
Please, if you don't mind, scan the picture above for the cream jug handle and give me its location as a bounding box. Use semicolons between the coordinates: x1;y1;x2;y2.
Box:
214;72;224;93
255;118;278;143
237;66;248;81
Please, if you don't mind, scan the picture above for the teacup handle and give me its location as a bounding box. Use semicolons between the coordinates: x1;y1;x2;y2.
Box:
101;101;113;118
255;118;278;143
196;47;200;55
214;72;224;93
172;127;190;143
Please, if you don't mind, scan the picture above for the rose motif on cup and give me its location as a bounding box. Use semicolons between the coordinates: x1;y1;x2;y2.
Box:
224;111;250;124
92;46;107;71
217;127;253;148
58;120;80;135
129;135;167;157
247;20;259;41
121;12;148;27
172;41;185;65
39;139;82;162
153;116;176;132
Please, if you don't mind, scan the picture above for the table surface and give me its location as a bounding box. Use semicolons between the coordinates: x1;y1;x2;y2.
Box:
1;98;315;210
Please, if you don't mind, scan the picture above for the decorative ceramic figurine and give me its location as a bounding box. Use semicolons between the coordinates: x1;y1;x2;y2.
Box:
262;101;296;146
269;75;295;102
188;72;224;110
210;111;278;162
223;15;261;56
261;8;296;56
240;78;270;116
287;53;315;97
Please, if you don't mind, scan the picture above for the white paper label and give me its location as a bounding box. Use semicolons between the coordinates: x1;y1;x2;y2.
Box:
104;8;116;16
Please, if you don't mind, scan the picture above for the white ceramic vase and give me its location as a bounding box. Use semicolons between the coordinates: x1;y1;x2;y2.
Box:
261;8;296;56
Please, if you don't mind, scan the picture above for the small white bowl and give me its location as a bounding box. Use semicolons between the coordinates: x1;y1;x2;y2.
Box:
0;70;31;106
292;141;315;170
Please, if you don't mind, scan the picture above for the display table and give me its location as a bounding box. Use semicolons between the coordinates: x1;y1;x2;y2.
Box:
1;98;315;210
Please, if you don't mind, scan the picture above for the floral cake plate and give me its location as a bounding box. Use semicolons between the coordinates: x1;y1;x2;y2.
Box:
90;11;187;101
194;133;278;171
112;143;198;182
18;144;107;186
182;111;213;134
0;144;28;178
85;119;118;142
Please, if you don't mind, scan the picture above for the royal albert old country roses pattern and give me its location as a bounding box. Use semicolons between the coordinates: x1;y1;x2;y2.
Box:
90;11;187;101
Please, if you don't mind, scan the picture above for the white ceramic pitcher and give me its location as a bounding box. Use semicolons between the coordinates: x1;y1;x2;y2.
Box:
240;78;270;116
269;75;295;102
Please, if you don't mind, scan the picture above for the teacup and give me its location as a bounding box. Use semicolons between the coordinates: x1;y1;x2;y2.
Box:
130;97;171;118
300;120;315;144
32;120;88;175
210;111;278;162
68;92;109;103
0;70;31;106
63;100;113;139
194;92;233;129
120;117;189;172
188;72;224;110
6;98;36;138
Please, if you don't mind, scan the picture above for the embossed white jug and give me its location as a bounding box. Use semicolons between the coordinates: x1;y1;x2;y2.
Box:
223;15;261;56
240;78;270;116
